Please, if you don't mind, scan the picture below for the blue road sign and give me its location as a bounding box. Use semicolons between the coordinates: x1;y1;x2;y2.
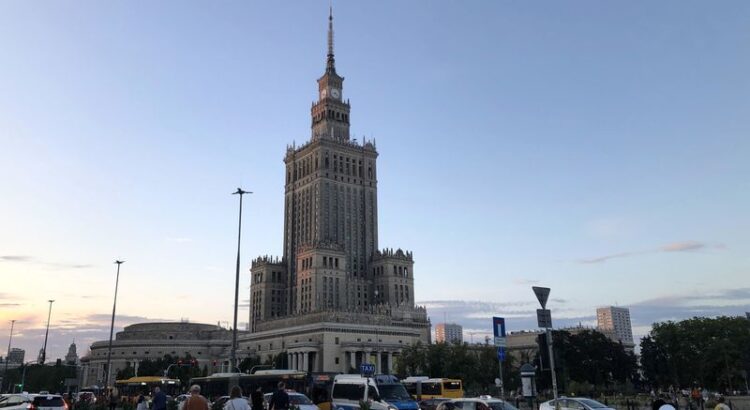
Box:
497;347;506;362
493;317;506;338
360;363;375;376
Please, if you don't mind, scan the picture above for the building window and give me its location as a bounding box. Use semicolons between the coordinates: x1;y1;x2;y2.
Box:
335;337;339;344
335;357;340;365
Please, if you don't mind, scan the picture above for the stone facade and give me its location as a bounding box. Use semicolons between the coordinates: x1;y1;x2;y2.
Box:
80;322;232;388
243;9;429;372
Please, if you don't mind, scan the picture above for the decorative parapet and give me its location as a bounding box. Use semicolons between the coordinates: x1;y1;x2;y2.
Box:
251;255;285;268
297;240;345;254
254;305;429;333
285;136;377;161
372;248;413;261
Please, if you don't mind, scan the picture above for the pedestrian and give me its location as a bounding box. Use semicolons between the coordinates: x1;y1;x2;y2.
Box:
152;387;168;410
714;397;730;410
183;385;210;410
268;382;289;410
109;388;119;410
224;386;251;410
136;395;149;410
251;387;264;410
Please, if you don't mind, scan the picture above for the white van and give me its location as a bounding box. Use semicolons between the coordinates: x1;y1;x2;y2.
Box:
331;375;397;410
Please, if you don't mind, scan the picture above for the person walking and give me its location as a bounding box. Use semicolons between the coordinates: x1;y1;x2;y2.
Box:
152;387;168;410
250;387;264;410
184;385;210;410
224;386;251;410
108;388;119;410
136;395;148;410
268;382;289;410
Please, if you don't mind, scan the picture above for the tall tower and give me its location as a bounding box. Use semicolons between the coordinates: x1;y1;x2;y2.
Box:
311;7;351;141
250;8;416;329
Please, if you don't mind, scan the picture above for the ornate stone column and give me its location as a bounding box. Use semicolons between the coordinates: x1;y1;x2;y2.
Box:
376;351;382;373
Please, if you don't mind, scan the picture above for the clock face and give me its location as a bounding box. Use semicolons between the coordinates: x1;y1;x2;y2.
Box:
331;88;340;99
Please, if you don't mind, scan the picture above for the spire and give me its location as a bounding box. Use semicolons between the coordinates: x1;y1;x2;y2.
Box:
326;5;336;74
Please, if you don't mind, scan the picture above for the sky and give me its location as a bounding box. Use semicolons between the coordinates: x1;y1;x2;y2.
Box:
1;1;749;361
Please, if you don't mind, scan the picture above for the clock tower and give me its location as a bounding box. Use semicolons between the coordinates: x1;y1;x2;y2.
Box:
311;8;351;141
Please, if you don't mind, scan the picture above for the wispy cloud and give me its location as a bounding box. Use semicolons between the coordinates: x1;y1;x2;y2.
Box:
513;278;539;285
0;255;93;269
579;241;724;264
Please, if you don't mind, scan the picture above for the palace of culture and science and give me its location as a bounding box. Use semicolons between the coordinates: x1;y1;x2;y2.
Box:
238;10;430;373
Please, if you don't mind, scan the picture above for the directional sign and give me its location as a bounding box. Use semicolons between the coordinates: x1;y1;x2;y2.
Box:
493;316;507;347
532;286;550;309
537;309;552;328
359;363;375;376
497;347;506;362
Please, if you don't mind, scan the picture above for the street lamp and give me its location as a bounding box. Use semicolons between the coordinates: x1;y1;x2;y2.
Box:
4;320;15;393
40;300;55;364
103;260;124;390
230;188;251;372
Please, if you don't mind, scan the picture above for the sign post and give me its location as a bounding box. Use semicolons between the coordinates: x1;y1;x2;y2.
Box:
492;317;506;399
532;286;558;408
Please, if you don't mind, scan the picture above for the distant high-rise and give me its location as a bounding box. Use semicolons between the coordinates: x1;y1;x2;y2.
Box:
8;348;24;364
435;323;463;344
597;306;633;345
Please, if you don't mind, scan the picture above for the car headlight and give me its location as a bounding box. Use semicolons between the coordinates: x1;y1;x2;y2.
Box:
388;406;398;410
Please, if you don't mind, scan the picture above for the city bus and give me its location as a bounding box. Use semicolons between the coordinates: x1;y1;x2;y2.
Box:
402;377;463;400
115;376;182;402
190;370;308;402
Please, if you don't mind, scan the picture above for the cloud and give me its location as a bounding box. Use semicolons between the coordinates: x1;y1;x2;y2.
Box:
0;255;33;262
579;241;724;264
660;241;706;252
513;278;539;285
0;255;92;269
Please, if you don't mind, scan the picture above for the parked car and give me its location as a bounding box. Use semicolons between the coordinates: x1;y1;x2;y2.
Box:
539;398;615;410
31;395;67;410
437;397;519;410
0;393;35;410
263;392;319;410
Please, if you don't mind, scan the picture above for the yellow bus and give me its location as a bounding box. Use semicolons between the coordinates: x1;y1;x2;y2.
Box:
402;377;463;399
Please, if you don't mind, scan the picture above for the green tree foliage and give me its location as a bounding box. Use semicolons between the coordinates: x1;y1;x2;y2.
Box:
535;330;638;394
4;362;77;393
395;341;516;396
640;316;750;391
118;354;205;386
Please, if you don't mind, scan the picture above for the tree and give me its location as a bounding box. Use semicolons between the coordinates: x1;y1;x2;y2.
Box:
640;316;750;392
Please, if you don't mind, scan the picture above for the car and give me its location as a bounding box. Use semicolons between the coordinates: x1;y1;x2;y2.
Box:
263;392;319;410
74;392;96;404
0;393;35;410
212;396;252;410
31;395;68;410
539;398;616;410
331;375;396;410
419;399;449;410
376;384;418;410
437;397;519;410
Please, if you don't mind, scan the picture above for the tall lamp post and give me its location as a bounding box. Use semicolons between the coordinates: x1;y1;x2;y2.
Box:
4;319;15;393
103;260;124;391
40;300;55;364
230;188;251;372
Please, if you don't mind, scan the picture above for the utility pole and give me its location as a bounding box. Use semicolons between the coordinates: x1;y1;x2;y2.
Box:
40;300;54;364
104;260;124;390
230;188;251;372
4;320;15;393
